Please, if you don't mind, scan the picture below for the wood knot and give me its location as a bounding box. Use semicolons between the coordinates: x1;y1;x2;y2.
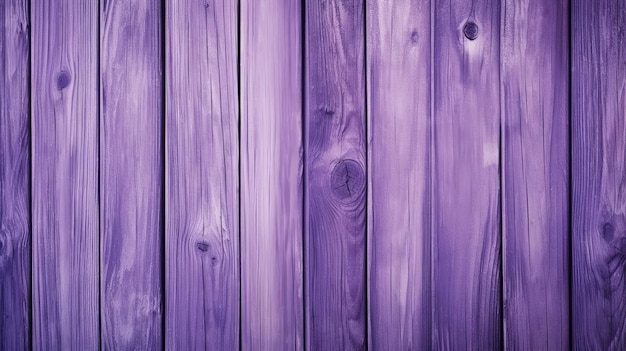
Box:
56;71;71;90
0;227;6;254
317;105;335;116
196;241;210;252
195;241;220;266
330;159;364;200
602;222;615;241
463;21;479;40
0;228;7;263
410;30;419;44
617;237;626;254
18;22;29;37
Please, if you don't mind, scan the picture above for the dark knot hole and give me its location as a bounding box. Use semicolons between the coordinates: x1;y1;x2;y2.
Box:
463;21;479;40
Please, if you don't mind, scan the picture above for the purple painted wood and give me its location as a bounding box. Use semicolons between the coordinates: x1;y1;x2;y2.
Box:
501;0;569;349
100;0;162;348
165;0;239;349
572;0;626;349
366;1;431;349
240;0;304;349
0;1;29;349
432;0;501;349
31;1;100;349
304;1;366;350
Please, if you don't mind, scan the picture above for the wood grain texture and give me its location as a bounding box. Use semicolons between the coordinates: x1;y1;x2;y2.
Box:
31;0;100;349
165;0;239;349
305;1;366;350
572;0;626;349
366;0;431;349
501;0;569;349
240;0;304;349
432;0;502;349
100;0;163;348
0;0;29;349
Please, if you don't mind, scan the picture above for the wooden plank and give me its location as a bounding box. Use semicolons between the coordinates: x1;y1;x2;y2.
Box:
305;0;367;350
304;1;366;349
100;0;163;348
501;0;569;349
239;0;304;349
0;0;30;349
31;0;100;349
366;0;431;349
572;0;626;348
165;0;239;349
432;0;502;349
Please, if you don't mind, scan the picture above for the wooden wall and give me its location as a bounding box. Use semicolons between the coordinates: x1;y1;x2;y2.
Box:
0;0;624;350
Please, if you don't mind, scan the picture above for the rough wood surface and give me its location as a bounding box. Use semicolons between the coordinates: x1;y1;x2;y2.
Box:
366;0;431;349
100;0;163;348
572;0;626;349
305;1;366;350
31;1;100;349
165;0;239;349
432;0;502;349
240;0;304;349
501;0;570;349
0;1;30;349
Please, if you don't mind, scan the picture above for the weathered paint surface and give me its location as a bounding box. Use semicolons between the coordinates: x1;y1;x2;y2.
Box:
100;0;163;349
165;0;239;349
305;1;367;350
0;0;29;349
366;0;431;350
432;0;502;349
501;0;570;349
4;2;626;350
240;0;304;349
31;1;100;349
572;0;626;349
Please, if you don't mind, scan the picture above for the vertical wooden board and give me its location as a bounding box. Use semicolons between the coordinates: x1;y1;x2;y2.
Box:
100;0;163;348
572;0;626;349
0;0;29;349
501;0;569;349
31;1;100;349
366;0;431;350
240;0;304;349
304;1;366;350
165;0;239;349
432;0;501;349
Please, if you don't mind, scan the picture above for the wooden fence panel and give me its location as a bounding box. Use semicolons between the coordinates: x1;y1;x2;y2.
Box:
501;0;570;349
572;0;626;349
0;0;30;349
305;1;367;349
165;0;239;349
100;0;163;348
240;0;304;349
31;1;100;349
366;0;432;349
432;0;502;348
